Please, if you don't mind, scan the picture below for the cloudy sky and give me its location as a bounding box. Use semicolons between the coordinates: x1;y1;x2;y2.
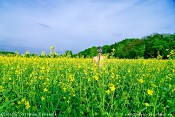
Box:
0;0;175;54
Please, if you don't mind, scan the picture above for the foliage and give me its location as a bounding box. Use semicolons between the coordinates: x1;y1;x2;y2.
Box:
0;56;175;116
77;33;175;59
77;46;97;58
144;33;174;59
0;51;15;55
61;50;73;58
1;33;174;59
167;49;175;60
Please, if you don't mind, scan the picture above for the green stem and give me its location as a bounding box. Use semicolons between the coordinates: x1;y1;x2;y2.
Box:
153;88;158;117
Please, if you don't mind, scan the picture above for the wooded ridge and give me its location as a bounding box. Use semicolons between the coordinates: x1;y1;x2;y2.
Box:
76;33;175;59
1;33;175;59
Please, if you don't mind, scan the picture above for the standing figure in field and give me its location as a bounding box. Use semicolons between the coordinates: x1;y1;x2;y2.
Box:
93;46;105;67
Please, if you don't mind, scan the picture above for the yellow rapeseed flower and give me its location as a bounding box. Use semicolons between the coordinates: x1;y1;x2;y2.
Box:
43;88;48;92
93;76;98;81
25;101;30;110
138;78;144;83
111;73;115;79
41;96;45;101
88;78;91;82
106;89;110;95
21;98;26;102
110;86;115;91
147;89;153;96
41;66;45;70
145;103;149;107
110;84;115;91
69;75;74;82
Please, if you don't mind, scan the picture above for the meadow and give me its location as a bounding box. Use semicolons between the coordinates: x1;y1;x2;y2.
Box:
0;56;175;116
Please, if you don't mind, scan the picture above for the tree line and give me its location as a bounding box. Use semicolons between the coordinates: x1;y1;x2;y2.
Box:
76;33;175;59
1;33;175;59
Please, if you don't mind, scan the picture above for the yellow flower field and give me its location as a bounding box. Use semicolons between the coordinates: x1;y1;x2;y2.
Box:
0;56;175;116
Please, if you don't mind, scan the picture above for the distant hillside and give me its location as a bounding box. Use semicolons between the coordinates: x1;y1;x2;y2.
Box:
1;33;175;59
0;51;15;55
0;45;63;55
76;33;175;59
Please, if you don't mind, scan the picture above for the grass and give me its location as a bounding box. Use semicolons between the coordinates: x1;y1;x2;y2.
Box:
0;56;175;116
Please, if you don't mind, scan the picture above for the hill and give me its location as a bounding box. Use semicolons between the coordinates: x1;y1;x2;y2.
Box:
0;51;15;55
1;33;174;59
76;33;175;59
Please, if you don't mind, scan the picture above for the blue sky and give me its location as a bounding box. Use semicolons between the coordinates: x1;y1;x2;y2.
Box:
0;0;175;54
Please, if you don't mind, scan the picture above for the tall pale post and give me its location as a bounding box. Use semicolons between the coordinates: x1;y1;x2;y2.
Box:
97;46;102;66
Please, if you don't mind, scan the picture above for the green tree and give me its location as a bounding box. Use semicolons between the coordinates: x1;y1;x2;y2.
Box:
65;50;73;58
